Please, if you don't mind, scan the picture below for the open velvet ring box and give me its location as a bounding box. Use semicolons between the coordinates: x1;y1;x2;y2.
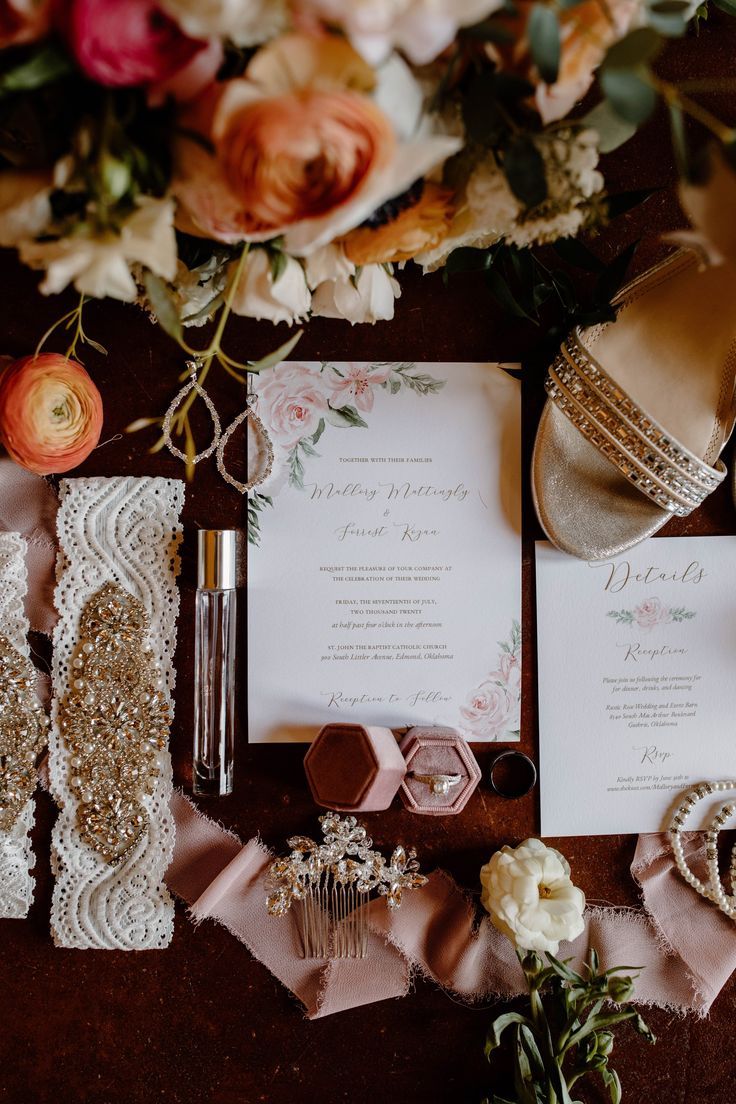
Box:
304;724;481;816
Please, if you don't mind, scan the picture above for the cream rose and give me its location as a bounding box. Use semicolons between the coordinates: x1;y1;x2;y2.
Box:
311;263;401;324
173;33;461;255
229;250;311;325
257;362;329;449
480;838;586;954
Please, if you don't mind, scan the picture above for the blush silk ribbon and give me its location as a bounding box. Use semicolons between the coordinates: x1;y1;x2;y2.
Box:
166;792;736;1019
1;466;733;1015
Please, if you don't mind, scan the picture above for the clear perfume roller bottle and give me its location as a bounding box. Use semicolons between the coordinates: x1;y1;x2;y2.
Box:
193;529;238;796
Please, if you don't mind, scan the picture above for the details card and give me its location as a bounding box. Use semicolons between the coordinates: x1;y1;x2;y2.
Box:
536;536;736;835
248;361;521;742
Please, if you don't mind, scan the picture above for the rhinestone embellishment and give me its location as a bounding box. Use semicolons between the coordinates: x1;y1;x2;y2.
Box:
0;634;49;833
58;582;171;865
545;330;726;517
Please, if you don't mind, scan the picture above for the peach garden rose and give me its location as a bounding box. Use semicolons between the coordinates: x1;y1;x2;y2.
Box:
0;353;103;475
173;32;460;255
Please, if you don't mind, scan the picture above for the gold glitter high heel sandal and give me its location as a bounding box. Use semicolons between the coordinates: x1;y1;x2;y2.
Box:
532;250;736;560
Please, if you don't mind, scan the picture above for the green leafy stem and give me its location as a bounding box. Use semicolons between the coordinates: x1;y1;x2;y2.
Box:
484;949;655;1104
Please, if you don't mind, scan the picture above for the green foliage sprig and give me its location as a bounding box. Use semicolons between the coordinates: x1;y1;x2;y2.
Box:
484;950;655;1104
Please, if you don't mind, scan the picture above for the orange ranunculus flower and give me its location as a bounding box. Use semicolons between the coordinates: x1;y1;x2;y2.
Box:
341;183;456;265
492;0;637;124
0;353;103;475
173;32;461;254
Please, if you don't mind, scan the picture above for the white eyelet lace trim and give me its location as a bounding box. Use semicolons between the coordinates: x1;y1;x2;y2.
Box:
50;477;184;949
0;532;37;919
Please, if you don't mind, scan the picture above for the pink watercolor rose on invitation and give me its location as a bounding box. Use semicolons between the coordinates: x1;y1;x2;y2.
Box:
633;597;672;632
257;362;329;450
461;681;518;741
327;362;392;413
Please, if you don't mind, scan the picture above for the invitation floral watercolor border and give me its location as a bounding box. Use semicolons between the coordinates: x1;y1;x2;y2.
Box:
459;620;521;741
249;361;445;541
607;596;695;631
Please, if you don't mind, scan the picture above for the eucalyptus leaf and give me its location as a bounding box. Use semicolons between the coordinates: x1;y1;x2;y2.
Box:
143;272;183;344
528;4;561;83
600;67;658;124
713;0;736;13
582;99;638;153
646;0;690;34
602;26;662;68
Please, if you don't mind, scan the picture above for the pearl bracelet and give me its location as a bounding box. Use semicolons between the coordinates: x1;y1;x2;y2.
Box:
668;779;736;920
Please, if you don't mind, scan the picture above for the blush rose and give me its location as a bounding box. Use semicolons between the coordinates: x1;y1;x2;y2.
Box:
257;362;329;450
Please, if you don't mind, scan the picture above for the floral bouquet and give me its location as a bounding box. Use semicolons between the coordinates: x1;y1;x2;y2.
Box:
0;0;730;339
1;0;735;486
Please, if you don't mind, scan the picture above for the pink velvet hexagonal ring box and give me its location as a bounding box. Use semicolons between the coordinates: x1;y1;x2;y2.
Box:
399;726;481;815
304;723;406;812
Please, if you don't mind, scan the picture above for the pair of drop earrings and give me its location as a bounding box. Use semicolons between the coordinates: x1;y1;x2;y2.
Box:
160;360;274;494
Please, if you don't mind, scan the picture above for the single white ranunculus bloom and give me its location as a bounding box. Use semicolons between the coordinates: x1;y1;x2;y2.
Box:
303;243;355;291
229;249;311;325
20;196;177;301
480;838;585;954
311;263;400;324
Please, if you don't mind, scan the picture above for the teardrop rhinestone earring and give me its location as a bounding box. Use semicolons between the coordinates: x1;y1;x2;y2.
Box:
216;375;274;494
161;360;222;465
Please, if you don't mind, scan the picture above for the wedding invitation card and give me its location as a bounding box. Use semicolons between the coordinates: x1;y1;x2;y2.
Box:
536;536;736;835
248;362;521;742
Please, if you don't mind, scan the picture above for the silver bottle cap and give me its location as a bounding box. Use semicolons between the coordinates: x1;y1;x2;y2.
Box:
197;529;238;590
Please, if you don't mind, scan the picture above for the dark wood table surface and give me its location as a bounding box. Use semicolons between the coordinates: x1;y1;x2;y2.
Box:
2;20;736;1104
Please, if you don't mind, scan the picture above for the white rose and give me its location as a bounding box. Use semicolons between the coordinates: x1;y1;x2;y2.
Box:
20;196;177;301
230;250;311;325
0;169;52;247
480;838;585;954
159;0;286;45
311;264;400;324
303;243;355;291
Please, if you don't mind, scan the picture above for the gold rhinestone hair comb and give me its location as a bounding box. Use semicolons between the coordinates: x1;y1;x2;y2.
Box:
266;812;428;959
58;582;171;864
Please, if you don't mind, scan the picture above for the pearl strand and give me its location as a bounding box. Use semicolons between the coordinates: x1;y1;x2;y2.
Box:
668;780;736;920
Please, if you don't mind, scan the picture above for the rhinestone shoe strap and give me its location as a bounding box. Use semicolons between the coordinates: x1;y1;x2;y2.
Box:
0;533;46;919
546;330;726;518
49;477;184;949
